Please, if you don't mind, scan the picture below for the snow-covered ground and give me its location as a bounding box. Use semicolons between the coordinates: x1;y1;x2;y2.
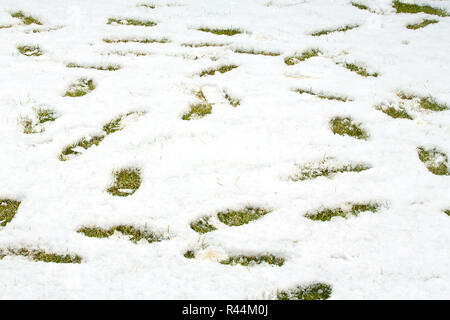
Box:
0;0;449;299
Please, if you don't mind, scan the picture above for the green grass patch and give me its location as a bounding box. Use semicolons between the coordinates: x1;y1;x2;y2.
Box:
221;254;285;267
341;63;378;77
285;48;321;65
182;42;228;48
184;250;196;259
0;200;21;227
305;203;380;221
398;93;448;112
295;88;350;102
37;109;57;123
0;25;12;29
444;210;450;216
289;158;371;181
233;48;280;56
418;147;449;176
33;251;81;263
22;108;57;134
11;11;42;25
194;89;207;101
199;65;238;77
103;115;124;135
17;45;42;56
416;97;447;111
64;78;95;97
224;91;240;107
406;19;438;30
139;3;156;9
103;111;144;135
351;2;370;11
311;24;359;36
277;283;332;300
375;105;412;119
0;248;81;263
182;103;212;120
59;112;141;160
198;27;244;36
393;1;449;17
67;63;121;71
59;135;105;161
182;89;213;120
330;116;369;140
23;119;34;134
190;217;217;234
217;206;272;227
103;38;169;44
28;26;63;33
77;225;166;243
107;18;157;27
107;168;142;196
102;50;151;56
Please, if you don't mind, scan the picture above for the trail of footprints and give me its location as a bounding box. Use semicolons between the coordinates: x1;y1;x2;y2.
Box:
2;1;450;299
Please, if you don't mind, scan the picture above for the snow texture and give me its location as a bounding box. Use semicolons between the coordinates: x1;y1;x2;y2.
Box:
0;0;449;299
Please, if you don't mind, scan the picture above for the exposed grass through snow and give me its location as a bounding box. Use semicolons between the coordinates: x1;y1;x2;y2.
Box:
406;19;438;30
341;63;379;77
285;49;321;65
190;217;217;234
198;27;244;36
67;63;121;71
184;250;196;259
22;108;57;134
351;2;370;11
17;45;42;56
417;147;449;176
182;89;213;120
0;248;81;263
0;200;21;227
289;158;371;181
277;283;332;300
107;18;156;27
59;111;143;160
182;42;228;48
78;225;167;243
311;24;359;36
63;78;95;97
59;135;104;161
398;93;448;112
11;11;42;25
375;104;412;119
217;206;272;226
224;90;241;107
199;65;238;77
221;254;285;267
393;1;449;17
295;88;350;102
305;203;380;221
330;116;368;140
107;168;142;196
103;38;169;44
233;48;280;56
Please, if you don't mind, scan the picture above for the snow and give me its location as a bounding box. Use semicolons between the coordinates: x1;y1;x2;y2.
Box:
0;0;449;299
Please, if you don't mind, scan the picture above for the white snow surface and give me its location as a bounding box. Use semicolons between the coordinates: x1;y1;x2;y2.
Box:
0;0;449;299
